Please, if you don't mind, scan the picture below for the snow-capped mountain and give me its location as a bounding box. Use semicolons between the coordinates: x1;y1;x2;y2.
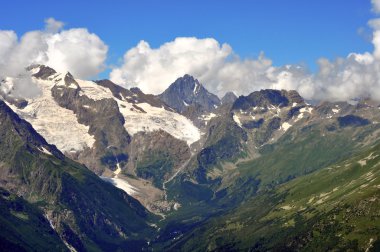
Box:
2;64;380;216
0;65;204;213
1;65;201;149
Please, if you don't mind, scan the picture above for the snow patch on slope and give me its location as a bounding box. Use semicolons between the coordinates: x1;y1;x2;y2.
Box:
77;79;114;100
200;113;217;121
5;77;95;152
300;107;313;113
281;122;292;131
233;113;242;127
118;101;201;145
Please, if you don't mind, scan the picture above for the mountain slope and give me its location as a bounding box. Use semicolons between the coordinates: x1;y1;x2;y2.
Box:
0;100;155;251
0;65;202;213
157;89;380;247
158;139;380;251
0;188;67;252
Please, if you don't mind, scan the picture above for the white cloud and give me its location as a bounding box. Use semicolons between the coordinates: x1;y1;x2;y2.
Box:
109;1;380;102
109;37;321;99
44;17;64;33
110;37;232;94
372;0;380;13
45;28;108;78
0;18;107;80
0;18;108;98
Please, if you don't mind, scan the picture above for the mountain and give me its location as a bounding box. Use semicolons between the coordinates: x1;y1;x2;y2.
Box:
1;65;380;251
155;89;380;250
0;65;202;214
0;100;155;251
221;91;237;105
158;74;221;123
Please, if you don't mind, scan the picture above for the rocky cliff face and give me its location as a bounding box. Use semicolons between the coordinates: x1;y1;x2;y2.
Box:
158;74;221;119
46;70;131;175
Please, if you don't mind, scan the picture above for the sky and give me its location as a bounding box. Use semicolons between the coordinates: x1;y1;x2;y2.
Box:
1;0;380;101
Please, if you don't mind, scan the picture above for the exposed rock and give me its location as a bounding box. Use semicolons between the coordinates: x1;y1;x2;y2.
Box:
158;74;221;115
221;91;238;105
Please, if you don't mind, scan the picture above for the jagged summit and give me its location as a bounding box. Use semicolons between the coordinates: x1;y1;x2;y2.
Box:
221;91;238;105
158;74;221;114
232;89;304;110
27;64;57;79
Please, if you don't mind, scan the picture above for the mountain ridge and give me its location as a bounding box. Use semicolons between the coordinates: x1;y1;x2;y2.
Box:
1;64;380;250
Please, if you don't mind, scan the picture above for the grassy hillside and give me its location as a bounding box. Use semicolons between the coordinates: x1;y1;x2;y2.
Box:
160;141;380;251
0;188;67;252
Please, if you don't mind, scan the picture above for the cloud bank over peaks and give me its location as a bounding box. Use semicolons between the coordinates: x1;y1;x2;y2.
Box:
109;27;380;102
109;0;380;102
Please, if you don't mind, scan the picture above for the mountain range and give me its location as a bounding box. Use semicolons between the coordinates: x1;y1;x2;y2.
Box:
0;65;379;251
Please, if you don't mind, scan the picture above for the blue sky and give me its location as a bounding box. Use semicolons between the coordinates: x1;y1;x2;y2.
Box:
0;0;374;71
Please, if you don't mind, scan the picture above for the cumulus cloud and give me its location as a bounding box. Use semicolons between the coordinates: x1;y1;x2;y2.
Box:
0;18;108;98
0;18;107;89
45;28;108;78
109;0;380;102
108;37;326;100
110;38;232;94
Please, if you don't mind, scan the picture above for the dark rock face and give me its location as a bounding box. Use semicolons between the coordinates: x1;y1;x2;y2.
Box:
95;80;170;109
50;79;131;174
315;101;353;116
338;115;370;127
29;65;57;80
232;89;304;111
221;91;238;105
158;74;221;114
243;118;264;129
254;117;282;145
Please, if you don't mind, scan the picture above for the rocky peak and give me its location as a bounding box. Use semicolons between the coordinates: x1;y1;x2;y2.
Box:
221;91;238;105
158;74;221;114
232;89;304;111
64;72;80;88
28;64;57;80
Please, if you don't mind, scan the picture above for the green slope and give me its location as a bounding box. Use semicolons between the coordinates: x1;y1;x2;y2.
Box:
160;141;380;251
0;188;67;252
